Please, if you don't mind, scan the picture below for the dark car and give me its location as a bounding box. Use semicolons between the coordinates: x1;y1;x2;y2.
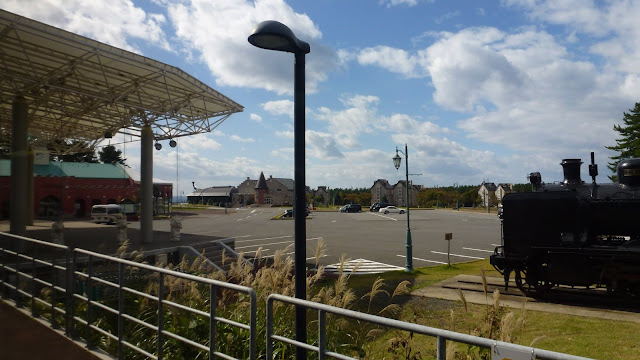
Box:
370;202;390;212
282;208;310;217
341;204;362;213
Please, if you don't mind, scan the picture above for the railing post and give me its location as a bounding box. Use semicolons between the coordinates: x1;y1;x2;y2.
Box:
51;250;58;329
266;296;273;359
86;254;94;349
118;262;124;360
67;250;75;338
14;238;21;308
318;309;326;360
0;240;5;299
250;290;257;360
158;272;164;360
31;252;38;317
209;283;216;359
437;335;446;360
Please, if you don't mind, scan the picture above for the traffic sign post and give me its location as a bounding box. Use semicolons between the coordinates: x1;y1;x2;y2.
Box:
444;233;453;266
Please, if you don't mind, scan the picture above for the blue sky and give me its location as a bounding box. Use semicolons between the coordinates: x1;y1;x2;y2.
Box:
5;0;640;197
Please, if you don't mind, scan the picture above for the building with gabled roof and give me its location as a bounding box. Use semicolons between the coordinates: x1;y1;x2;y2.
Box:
370;179;419;207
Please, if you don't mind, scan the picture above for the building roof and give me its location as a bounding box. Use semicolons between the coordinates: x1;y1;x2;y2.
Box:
272;177;295;190
255;172;268;190
0;159;131;179
480;182;497;191
372;179;393;189
188;186;236;197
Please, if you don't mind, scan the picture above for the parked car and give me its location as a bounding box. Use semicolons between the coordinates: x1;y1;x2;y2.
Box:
91;204;125;224
282;208;310;217
379;205;405;214
370;202;390;212
340;204;362;213
497;206;504;219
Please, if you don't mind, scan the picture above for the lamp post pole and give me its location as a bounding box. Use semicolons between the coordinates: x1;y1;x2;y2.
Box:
393;144;413;272
249;21;310;359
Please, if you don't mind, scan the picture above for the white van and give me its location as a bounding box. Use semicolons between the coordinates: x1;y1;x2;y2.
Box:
91;204;125;224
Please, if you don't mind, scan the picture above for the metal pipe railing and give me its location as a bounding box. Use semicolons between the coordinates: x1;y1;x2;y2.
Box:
266;294;594;360
0;232;257;360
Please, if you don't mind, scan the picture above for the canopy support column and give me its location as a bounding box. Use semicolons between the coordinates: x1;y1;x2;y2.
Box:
140;124;153;244
10;95;28;236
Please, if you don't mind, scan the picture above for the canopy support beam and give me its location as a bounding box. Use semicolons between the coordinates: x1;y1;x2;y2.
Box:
10;95;27;237
140;124;153;244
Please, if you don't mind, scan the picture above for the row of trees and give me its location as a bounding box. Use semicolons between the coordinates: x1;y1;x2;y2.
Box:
311;185;532;208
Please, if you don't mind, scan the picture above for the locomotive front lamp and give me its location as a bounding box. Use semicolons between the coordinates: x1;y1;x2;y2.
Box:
249;20;310;358
392;144;413;272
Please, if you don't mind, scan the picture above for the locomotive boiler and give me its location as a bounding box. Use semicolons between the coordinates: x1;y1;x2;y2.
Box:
490;153;640;297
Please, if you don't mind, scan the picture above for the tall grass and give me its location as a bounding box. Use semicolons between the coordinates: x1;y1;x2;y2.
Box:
41;241;413;359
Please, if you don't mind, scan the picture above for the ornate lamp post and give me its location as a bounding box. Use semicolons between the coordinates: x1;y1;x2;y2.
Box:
249;20;310;359
393;144;413;272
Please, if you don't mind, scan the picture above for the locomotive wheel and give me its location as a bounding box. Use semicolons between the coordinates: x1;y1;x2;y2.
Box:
514;268;553;297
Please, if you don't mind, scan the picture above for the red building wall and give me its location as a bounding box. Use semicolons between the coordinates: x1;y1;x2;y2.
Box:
0;176;140;218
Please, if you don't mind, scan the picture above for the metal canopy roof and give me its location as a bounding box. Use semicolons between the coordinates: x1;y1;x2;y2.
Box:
0;10;243;153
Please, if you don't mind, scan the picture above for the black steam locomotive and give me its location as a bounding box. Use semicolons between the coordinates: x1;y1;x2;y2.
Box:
490;153;640;297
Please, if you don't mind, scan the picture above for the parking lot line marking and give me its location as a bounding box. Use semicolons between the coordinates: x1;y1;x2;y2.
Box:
324;258;404;274
242;249;270;254
463;247;494;253
368;212;398;221
398;254;447;265
235;235;293;243
431;251;484;260
491;244;501;247
235;240;293;249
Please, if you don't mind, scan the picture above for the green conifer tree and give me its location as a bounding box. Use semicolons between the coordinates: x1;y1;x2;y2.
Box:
606;103;640;181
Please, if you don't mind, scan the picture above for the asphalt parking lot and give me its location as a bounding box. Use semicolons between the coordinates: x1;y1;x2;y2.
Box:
141;207;502;274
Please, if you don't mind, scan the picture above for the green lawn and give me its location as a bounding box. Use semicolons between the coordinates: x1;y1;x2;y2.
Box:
338;260;639;359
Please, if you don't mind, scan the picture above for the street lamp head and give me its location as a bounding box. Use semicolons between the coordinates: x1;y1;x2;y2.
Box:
393;152;402;170
248;20;310;54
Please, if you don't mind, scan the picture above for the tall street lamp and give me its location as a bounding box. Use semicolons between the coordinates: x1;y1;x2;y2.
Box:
249;20;310;359
393;144;413;272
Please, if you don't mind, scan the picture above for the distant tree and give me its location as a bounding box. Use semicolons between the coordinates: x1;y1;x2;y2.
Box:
343;193;357;204
605;102;640;181
381;194;388;203
314;195;325;204
99;145;124;165
356;192;372;206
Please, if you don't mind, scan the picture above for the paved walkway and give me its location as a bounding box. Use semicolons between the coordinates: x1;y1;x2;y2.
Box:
0;300;109;360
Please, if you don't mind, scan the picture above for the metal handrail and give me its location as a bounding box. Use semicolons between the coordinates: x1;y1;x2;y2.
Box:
266;294;594;360
0;232;257;360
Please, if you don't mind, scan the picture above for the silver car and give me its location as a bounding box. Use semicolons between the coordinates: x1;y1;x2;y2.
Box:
378;205;405;214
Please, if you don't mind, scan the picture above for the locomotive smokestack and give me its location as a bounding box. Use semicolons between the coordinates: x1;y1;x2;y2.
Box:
561;159;583;188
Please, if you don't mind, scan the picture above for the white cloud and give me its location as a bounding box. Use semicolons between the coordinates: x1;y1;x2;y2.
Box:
275;130;294;139
250;113;262;122
315;95;379;148
230;135;255;143
379;0;418;7
3;0;171;53
178;134;222;151
165;0;336;95
262;100;294;119
357;46;422;78
306;130;344;159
